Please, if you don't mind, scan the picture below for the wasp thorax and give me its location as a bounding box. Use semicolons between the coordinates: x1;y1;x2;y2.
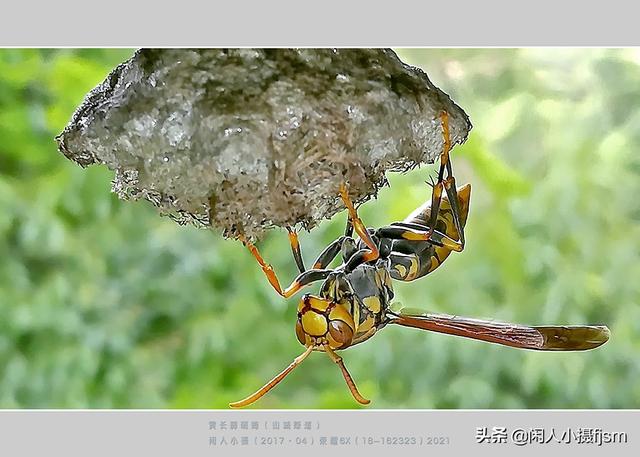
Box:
295;294;355;349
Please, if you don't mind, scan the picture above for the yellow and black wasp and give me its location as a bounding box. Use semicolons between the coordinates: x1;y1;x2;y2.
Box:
231;112;610;407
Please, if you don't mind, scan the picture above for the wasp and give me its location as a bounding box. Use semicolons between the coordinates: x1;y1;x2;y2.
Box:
230;112;610;407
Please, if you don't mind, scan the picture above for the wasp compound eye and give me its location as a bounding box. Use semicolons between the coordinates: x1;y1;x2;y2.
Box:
328;320;354;348
295;320;306;346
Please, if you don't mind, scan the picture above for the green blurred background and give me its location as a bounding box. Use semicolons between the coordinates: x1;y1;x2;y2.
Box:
0;49;638;408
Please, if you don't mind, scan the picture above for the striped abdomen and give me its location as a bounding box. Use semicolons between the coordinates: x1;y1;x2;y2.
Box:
390;184;471;281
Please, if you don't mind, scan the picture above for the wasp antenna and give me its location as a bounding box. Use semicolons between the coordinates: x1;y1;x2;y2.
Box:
229;345;314;408
324;345;370;405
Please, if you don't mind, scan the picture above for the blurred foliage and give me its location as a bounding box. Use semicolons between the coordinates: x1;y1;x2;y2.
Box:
0;49;638;408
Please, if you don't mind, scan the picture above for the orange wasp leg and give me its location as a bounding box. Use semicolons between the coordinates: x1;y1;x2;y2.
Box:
239;233;335;298
377;225;464;252
239;234;306;298
422;111;466;249
324;345;370;405
339;183;379;263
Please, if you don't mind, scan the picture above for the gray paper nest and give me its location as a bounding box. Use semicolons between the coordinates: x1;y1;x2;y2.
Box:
56;49;471;240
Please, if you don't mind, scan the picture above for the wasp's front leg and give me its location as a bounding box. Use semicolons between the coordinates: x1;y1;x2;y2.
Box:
239;234;332;298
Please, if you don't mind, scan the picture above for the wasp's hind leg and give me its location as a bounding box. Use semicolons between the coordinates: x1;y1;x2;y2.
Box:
377;224;463;252
420;111;451;241
421;111;466;249
442;176;466;249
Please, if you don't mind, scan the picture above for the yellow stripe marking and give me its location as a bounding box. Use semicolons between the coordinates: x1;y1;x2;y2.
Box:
394;264;407;278
357;315;375;334
363;296;381;314
406;257;420;281
383;269;393;289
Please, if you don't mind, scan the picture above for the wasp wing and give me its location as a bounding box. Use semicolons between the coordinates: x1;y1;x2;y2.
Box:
387;311;609;350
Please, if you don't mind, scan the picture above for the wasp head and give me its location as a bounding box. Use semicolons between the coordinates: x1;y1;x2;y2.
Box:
295;294;355;350
229;293;368;408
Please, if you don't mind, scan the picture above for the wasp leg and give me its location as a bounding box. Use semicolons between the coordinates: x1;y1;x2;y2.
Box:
442;176;466;249
286;227;306;274
324;345;370;405
343;239;393;274
343;248;379;273
239;234;332;298
422;110;469;247
339;183;379;263
309;236;346;270
308;214;357;269
376;225;463;252
344;212;354;237
282;206;357;273
340;237;358;265
420;111;451;240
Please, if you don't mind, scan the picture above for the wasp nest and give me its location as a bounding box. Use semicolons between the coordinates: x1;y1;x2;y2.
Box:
56;49;471;239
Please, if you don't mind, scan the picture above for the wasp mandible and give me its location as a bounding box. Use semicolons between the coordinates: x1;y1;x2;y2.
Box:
231;111;610;407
